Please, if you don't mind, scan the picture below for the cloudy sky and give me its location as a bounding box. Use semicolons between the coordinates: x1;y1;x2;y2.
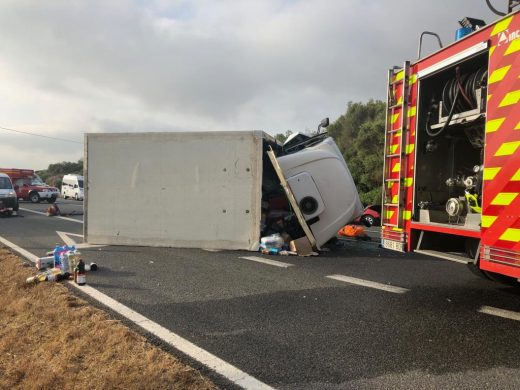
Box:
0;0;502;169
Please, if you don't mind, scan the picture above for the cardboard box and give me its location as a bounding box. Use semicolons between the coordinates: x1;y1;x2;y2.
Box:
289;236;314;256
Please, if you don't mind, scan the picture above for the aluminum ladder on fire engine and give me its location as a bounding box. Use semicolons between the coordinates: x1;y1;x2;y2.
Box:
382;61;410;229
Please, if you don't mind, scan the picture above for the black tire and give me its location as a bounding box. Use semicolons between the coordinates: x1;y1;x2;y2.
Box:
361;215;374;227
29;192;40;203
483;270;519;287
47;196;57;204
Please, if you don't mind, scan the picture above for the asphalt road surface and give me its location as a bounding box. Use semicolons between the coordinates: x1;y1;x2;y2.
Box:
1;203;520;390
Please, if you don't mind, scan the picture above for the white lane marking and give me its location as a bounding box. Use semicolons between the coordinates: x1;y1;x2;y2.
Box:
0;235;273;390
56;231;105;249
478;306;520;322
326;274;410;294
20;207;83;224
239;256;294;268
202;249;221;252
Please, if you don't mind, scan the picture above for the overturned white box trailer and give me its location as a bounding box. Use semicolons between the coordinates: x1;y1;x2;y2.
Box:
84;131;363;251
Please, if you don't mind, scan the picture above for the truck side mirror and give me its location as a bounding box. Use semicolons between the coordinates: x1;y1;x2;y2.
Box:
317;117;329;133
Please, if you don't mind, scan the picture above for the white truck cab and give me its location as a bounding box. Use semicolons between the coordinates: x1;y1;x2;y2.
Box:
61;174;84;200
0;173;19;212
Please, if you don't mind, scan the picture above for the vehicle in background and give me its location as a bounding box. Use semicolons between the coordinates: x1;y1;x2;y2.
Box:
61;174;84;200
354;205;381;227
0;173;19;213
0;168;59;203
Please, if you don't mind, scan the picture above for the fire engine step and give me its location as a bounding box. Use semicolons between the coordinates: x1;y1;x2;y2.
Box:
414;249;471;264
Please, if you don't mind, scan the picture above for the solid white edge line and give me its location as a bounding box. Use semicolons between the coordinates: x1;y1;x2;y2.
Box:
19;207;83;224
478;305;520;322
0;235;273;390
239;256;294;268
326;274;409;294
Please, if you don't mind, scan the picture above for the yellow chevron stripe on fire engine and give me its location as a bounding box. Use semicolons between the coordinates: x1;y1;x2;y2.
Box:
487;94;493;102
512;168;520;181
390;144;399;154
387;181;395;189
483;167;501;180
494;140;520;156
489;45;496;57
505;36;520;55
397;96;403;105
404;177;413;187
483;167;502;180
491;192;518;206
500;228;520;243
408;106;416;117
392;162;400;173
392;194;398;204
409;74;417;85
490;15;513;36
406;144;414;155
391;113;400;124
402;210;412;220
516;121;520;130
481;215;497;228
488;65;511;84
499;90;520;107
486;117;505;133
394;70;404;82
386;210;395;219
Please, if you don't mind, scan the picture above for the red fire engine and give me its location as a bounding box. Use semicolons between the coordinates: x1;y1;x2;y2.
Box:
381;4;520;283
0;168;59;204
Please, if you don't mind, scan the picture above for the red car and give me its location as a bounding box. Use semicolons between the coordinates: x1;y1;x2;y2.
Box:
355;205;381;227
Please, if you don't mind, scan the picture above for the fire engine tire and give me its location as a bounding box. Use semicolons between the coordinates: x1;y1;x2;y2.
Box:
29;192;40;203
47;197;56;204
361;215;375;227
483;271;519;287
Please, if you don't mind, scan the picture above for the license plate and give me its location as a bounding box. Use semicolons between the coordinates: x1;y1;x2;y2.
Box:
383;239;404;252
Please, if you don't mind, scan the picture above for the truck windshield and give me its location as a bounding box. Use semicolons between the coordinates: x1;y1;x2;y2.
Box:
78;180;84;188
31;178;45;186
0;177;13;189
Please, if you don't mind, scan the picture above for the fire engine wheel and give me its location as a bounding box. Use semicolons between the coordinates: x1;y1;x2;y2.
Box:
29;192;40;203
482;271;519;287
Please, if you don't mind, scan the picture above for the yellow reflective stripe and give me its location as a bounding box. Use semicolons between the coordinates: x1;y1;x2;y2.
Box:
408;106;416;117
487;94;493;102
397;96;403;105
495;140;520;156
404;177;413;187
516;121;520;130
406;144;415;155
390;144;399;154
491;192;518;206
409;74;417;85
512;168;520;181
386;210;395;219
392;194;398;204
488;65;511;84
481;215;497;228
490;15;513;36
500;228;520;243
387;181;395;189
499;90;520;107
489;45;496;56
394;70;404;82
392;162;400;173
391;113;400;124
486;117;505;133
392;227;403;232
505;37;520;55
403;210;412;220
483;167;501;180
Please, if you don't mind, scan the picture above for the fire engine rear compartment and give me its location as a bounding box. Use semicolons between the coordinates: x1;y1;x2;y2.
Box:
412;50;488;259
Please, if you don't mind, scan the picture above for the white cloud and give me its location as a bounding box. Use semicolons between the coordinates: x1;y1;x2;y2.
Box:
0;0;499;169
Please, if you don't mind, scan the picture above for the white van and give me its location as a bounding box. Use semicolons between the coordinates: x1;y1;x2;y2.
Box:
0;172;19;212
61;174;84;200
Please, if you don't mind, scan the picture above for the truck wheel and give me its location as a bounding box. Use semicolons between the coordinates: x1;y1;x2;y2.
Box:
47;196;57;204
29;192;40;203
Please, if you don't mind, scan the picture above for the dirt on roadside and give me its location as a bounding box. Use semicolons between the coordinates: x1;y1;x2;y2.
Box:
0;247;218;390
